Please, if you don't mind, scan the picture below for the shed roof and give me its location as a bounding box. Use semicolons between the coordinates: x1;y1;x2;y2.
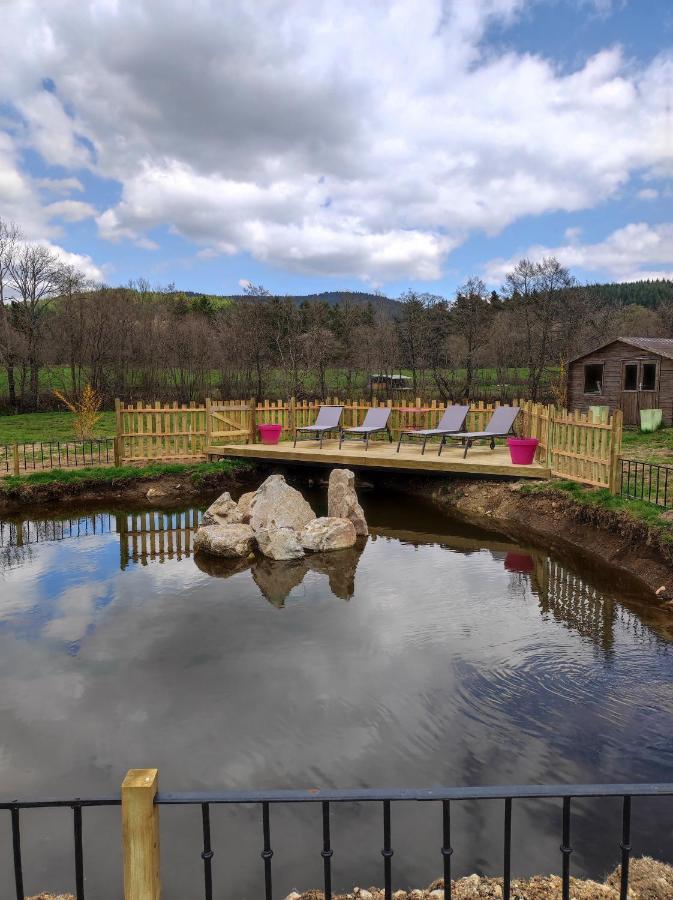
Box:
570;337;673;364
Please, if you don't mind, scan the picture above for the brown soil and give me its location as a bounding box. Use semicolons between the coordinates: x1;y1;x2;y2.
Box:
0;467;254;517
290;856;673;899
403;476;673;602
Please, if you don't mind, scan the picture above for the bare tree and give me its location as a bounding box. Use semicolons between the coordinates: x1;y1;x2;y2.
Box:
0;219;21;410
451;277;493;398
9;243;62;410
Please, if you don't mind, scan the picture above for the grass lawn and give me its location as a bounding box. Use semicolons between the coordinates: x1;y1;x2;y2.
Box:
621;426;673;465
0;411;116;444
0;457;251;491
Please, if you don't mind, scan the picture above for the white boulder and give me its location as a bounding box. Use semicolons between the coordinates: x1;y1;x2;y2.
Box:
255;526;305;560
236;490;256;522
301;516;357;552
202;491;245;526
193;523;256;558
250;474;316;533
328;469;368;536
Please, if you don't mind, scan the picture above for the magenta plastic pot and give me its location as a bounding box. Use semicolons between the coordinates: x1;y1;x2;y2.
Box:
506;437;539;465
257;423;283;445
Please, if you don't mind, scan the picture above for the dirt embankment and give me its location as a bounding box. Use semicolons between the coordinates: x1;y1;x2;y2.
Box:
398;477;673;601
287;857;673;899
0;466;255;517
28;857;673;900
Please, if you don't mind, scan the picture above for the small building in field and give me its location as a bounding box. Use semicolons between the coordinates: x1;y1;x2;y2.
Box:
567;337;673;426
368;374;412;393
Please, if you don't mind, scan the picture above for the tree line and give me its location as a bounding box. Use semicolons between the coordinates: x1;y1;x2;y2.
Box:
1;216;673;412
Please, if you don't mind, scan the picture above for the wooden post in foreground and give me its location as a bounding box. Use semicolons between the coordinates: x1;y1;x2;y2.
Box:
608;408;623;495
122;768;161;900
12;442;20;476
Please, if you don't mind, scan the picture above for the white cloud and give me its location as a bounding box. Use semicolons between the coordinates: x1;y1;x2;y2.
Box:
483;222;673;284
44;199;97;223
637;188;659;201
238;278;252;289
0;0;672;281
37;176;85;195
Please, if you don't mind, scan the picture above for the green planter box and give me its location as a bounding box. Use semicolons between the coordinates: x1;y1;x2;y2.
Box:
640;409;663;433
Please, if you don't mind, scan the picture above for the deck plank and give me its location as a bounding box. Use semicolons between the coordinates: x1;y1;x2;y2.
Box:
206;439;550;479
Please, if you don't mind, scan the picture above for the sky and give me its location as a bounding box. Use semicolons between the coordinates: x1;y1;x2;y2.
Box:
0;0;672;298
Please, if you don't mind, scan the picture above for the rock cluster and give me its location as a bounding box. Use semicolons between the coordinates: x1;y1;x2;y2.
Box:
194;471;366;562
283;856;673;899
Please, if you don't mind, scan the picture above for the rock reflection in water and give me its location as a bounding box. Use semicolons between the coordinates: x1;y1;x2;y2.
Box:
194;539;367;605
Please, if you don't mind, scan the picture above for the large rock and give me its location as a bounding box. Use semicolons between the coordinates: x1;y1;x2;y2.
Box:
250;474;316;533
255;525;305;560
202;491;245;526
328;469;368;536
193;523;256;558
301;516;357;552
252;557;309;606
236;490;256;522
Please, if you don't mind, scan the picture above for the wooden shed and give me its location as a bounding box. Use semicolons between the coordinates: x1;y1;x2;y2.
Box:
567;337;673;426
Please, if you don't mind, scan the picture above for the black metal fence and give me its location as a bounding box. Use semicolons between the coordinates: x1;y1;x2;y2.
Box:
620;458;673;507
4;782;673;900
0;439;116;475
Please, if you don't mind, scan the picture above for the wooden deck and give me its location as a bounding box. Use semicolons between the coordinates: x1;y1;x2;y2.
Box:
206;439;550;478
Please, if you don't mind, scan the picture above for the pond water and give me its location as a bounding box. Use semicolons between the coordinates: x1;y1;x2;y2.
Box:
1;484;673;898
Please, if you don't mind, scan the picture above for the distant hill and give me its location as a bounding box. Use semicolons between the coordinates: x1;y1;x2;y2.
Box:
577;279;673;309
183;289;400;315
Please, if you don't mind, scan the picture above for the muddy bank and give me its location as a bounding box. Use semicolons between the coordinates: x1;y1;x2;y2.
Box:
0;465;256;517
288;857;673;899
398;476;673;600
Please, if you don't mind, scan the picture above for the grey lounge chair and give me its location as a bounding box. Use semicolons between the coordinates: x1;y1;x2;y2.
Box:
440;406;520;458
339;407;392;450
396;405;469;455
293;405;343;448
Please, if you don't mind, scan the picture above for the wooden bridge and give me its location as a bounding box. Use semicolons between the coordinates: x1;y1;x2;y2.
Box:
205;438;550;478
114;397;623;489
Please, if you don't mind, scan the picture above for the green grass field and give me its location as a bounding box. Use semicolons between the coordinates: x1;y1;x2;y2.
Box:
0;411;116;444
621;427;673;464
0;458;250;491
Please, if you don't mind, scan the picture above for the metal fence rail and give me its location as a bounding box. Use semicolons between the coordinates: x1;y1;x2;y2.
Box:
620;458;673;507
0;438;116;475
5;782;671;900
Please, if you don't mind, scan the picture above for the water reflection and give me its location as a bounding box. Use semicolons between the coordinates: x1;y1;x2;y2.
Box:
1;497;673;898
1;505;671;651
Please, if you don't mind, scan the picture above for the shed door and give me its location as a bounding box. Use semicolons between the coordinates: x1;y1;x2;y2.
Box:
620;359;659;425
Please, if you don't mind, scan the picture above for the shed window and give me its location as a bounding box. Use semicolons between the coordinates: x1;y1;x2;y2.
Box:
623;364;638;391
583;363;604;394
642;362;657;391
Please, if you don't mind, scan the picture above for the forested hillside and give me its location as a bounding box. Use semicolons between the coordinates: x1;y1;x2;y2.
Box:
3;213;673;412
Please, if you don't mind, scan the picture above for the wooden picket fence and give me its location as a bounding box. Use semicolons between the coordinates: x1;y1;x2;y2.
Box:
115;397;624;491
521;402;623;491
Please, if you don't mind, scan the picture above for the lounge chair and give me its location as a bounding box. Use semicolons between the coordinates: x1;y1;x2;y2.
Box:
293;405;343;448
440;406;520;458
339;407;392;450
396;405;469;455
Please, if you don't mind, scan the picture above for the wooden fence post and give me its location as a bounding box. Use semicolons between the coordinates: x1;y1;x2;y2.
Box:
113;436;121;467
115;399;124;465
249;397;257;444
546;405;555;472
288;396;296;441
205;397;212;449
122;768;161;900
12;442;20;476
608;409;623;495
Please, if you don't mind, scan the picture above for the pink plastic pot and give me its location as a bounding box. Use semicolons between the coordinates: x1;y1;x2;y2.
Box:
504;552;535;574
506;437;539;465
257;423;283;445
